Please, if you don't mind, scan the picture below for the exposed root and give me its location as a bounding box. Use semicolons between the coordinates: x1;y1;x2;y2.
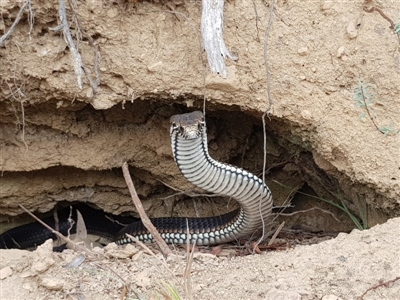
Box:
0;0;31;47
50;0;83;89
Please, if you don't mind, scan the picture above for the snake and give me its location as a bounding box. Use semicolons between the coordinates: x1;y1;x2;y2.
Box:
0;111;273;249
116;111;273;245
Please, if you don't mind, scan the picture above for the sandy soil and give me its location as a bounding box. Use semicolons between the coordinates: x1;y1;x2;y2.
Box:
0;1;399;299
1;217;399;300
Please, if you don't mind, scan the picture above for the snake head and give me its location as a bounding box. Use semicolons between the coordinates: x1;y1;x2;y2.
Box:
170;111;204;139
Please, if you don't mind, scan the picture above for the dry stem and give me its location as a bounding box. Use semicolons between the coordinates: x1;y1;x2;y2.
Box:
359;276;400;299
279;206;341;222
18;204;94;255
121;162;172;256
253;0;276;251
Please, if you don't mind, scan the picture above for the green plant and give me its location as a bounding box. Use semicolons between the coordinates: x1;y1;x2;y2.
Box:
395;22;400;35
273;180;368;230
154;281;182;300
352;80;398;136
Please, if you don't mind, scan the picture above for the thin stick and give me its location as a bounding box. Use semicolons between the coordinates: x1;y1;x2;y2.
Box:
18;204;94;255
254;0;275;252
360;276;400;299
279;206;341;223
121;162;172;256
50;0;83;89
0;0;30;47
268;221;284;246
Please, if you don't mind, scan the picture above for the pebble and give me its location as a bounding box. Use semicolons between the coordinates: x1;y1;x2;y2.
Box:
0;266;13;279
297;46;309;56
31;257;55;274
39;277;64;291
105;244;139;259
346;21;358;39
337;46;345;58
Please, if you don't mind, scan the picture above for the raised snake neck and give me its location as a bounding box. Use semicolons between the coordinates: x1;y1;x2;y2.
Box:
116;111;273;245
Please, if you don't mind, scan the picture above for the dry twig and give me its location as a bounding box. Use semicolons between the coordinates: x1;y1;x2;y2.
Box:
18;204;94;255
121;162;172;256
279;206;341;223
359;276;400;299
254;0;276;251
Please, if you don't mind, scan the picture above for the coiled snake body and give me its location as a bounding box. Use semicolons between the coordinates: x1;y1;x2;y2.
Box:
117;111;273;245
0;111;273;249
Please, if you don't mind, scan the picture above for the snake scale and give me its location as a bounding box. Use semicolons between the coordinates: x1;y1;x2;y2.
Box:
0;111;273;249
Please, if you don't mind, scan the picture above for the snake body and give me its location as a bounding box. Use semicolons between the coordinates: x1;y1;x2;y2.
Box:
0;111;273;249
116;111;273;245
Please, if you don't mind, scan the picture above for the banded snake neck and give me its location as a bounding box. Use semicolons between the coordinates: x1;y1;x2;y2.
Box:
117;111;273;246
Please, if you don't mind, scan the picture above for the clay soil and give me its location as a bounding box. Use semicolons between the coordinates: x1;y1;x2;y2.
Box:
0;1;399;299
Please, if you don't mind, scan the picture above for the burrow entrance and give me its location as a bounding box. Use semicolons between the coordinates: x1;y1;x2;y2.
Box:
0;98;391;235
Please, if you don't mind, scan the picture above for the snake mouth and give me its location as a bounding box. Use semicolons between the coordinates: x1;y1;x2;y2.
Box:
170;110;204;139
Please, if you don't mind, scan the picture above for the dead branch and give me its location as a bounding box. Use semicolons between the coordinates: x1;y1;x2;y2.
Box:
121;162;172;256
359;276;400;299
18;204;94;255
201;0;237;78
50;0;83;89
0;0;30;47
268;221;285;246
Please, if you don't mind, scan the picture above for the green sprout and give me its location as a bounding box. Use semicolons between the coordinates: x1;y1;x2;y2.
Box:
352;80;398;136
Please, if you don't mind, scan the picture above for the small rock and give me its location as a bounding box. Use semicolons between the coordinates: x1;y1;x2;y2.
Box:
147;61;163;72
346;21;358;39
104;242;118;251
301;110;312;120
105;243;139;259
297;46;308;56
337;46;345;58
35;239;54;256
39;277;64;291
135;270;151;288
31;257;55;274
20;270;35;278
0;266;13;279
